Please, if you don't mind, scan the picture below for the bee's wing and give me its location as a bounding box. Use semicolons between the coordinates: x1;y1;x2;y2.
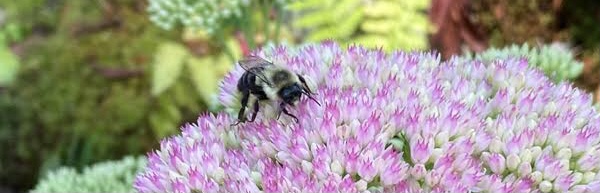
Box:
238;56;274;87
238;56;273;69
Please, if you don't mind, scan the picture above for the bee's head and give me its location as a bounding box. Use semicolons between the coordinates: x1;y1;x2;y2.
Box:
279;83;303;105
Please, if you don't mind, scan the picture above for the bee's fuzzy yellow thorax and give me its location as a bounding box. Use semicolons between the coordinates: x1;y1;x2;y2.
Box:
261;68;300;101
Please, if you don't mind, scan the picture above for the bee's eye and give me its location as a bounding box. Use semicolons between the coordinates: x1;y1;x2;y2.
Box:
280;85;303;104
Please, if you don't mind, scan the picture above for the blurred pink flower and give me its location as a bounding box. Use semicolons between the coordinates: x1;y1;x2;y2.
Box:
135;42;600;193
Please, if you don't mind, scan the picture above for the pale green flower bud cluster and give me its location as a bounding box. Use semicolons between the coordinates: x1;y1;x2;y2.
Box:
147;0;250;33
31;156;146;193
463;43;584;82
147;0;293;33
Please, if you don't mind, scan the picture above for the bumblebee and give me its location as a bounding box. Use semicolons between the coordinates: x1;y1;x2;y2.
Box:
232;56;320;125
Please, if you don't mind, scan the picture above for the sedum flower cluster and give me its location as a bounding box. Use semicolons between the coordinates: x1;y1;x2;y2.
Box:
147;0;293;33
135;42;600;193
147;0;250;33
462;43;584;82
32;156;146;193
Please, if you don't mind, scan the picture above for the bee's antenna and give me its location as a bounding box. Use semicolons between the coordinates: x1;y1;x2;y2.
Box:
303;91;321;106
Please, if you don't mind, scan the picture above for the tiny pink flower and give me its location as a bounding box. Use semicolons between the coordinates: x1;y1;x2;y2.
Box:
410;136;434;164
484;152;506;174
411;164;427;180
357;158;377;181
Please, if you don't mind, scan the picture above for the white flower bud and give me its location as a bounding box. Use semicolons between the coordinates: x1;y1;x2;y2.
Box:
556;148;572;160
559;159;570;173
302;160;314;174
543;102;557;115
489;139;503;153
211;167;225;183
518;162;532;176
531;171;543;183
330;160;344;175
570;185;588;193
520;149;533;163
506;153;520;171
356;180;368;191
435;131;449;147
251;171;262;184
582;171;596;184
572;172;583;185
530;146;542;160
539;180;553;193
429;148;443;163
425;171;440;187
556;137;571;150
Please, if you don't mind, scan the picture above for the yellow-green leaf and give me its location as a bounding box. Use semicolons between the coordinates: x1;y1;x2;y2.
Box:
294;10;334;28
293;0;430;51
363;1;401;17
361;19;397;34
225;37;243;62
186;55;226;107
0;44;19;86
288;0;331;10
354;34;390;49
151;42;189;96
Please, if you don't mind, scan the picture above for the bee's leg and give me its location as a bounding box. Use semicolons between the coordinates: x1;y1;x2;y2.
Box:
276;108;282;120
281;108;299;123
232;90;250;126
279;102;299;123
248;100;260;122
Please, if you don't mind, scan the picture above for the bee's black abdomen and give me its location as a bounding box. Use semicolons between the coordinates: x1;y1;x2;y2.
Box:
238;71;268;100
237;72;251;91
253;90;269;100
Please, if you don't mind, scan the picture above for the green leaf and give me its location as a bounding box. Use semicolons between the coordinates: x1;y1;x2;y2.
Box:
149;111;178;139
307;10;363;41
287;0;329;10
360;19;397;33
186;54;229;108
363;1;401;17
0;44;19;86
294;9;334;28
151;42;189;96
353;34;390;48
292;0;430;51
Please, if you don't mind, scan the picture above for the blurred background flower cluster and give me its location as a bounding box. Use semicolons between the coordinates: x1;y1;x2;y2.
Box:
0;0;598;192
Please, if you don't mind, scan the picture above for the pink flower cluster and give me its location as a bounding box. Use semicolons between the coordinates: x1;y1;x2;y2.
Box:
135;42;600;193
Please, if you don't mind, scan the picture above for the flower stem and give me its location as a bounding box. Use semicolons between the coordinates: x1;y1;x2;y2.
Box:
214;29;235;63
273;3;283;44
399;132;414;166
240;5;256;50
261;0;271;42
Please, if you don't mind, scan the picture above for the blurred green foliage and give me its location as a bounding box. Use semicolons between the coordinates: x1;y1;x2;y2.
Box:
289;0;431;51
0;0;214;191
151;38;239;111
563;0;600;51
148;38;239;137
0;0;55;36
470;0;565;46
32;156;145;193
463;43;584;82
467;0;599;94
0;41;18;86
